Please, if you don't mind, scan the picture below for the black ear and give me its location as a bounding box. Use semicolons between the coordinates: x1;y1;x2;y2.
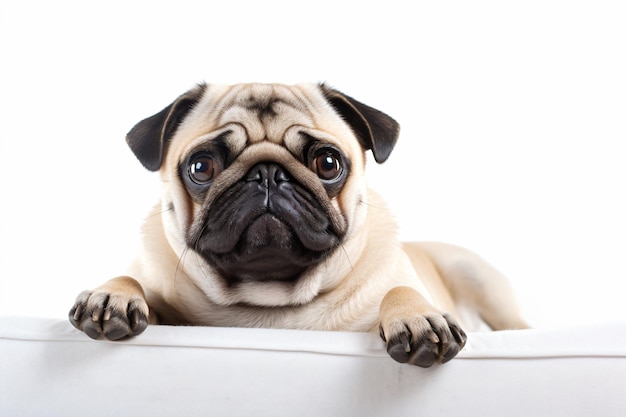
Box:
126;83;207;171
320;84;400;163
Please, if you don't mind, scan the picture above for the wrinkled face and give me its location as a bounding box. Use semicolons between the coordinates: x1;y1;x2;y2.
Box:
126;82;399;307
182;136;349;285
164;84;367;305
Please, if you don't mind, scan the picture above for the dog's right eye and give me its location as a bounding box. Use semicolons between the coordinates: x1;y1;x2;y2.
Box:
188;153;221;185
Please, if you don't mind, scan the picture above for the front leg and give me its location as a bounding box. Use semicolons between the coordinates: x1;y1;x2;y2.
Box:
69;276;150;340
379;286;467;367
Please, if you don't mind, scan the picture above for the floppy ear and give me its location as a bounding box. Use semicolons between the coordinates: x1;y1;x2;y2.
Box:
126;83;207;171
320;84;400;163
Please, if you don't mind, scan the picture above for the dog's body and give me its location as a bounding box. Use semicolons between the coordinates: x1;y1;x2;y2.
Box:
70;83;528;367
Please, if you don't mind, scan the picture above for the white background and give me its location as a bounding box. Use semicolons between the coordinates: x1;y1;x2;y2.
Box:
1;1;624;329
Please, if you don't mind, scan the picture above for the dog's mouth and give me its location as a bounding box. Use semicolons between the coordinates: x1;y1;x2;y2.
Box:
188;162;345;284
211;212;325;283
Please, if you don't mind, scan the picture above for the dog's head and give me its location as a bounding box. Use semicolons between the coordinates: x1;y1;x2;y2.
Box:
126;83;399;307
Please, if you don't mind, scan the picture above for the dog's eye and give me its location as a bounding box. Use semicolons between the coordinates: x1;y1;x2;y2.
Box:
189;153;221;185
312;150;342;181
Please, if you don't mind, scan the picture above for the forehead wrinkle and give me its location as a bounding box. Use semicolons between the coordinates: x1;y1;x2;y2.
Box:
289;84;350;138
215;84;318;144
289;84;321;117
264;103;314;144
214;84;247;119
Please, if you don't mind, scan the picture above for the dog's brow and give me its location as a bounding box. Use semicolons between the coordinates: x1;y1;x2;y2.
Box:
242;97;288;120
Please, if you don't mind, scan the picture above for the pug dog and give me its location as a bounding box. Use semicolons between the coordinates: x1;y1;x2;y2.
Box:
69;82;528;367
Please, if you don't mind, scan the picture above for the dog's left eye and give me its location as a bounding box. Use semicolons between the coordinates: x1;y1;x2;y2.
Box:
312;150;342;181
188;153;221;185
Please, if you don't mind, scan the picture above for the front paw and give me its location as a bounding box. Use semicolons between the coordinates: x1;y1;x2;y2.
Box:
380;312;467;367
69;284;149;341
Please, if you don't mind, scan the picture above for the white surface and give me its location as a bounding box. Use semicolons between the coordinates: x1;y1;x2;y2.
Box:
2;316;626;417
1;1;626;329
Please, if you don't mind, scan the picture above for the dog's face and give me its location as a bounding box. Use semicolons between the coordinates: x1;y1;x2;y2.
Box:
126;83;399;307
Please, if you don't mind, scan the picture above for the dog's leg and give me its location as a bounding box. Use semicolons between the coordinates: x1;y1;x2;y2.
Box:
411;242;529;330
69;276;150;340
379;286;467;367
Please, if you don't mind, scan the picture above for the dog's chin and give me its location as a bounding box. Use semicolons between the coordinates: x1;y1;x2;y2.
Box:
196;213;339;285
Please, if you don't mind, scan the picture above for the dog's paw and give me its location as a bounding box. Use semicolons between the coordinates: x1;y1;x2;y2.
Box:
69;290;149;341
379;312;467;367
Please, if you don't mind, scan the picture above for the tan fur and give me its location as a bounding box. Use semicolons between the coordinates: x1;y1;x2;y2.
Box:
70;82;527;366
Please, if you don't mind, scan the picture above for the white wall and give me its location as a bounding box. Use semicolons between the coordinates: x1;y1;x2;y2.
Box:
1;0;624;328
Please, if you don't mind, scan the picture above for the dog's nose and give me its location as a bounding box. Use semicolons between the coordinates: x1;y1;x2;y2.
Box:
245;163;291;186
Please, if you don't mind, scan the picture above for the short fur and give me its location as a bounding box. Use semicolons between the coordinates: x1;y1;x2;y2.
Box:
70;82;528;367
